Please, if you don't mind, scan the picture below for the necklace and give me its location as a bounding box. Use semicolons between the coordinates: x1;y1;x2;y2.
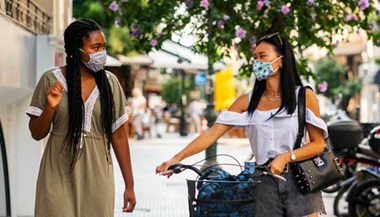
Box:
263;91;281;102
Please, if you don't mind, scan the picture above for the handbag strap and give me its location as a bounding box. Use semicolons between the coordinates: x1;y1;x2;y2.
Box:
294;86;307;149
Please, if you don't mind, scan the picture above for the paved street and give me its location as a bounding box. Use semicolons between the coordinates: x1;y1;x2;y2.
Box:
112;126;337;217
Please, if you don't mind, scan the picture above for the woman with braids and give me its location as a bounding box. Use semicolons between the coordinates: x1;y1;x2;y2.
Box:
26;18;136;216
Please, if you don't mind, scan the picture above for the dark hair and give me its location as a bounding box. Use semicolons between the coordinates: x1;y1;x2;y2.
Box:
63;18;115;170
247;33;303;117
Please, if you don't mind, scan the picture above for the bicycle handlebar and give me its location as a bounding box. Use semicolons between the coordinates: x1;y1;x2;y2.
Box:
159;163;202;176
159;163;287;181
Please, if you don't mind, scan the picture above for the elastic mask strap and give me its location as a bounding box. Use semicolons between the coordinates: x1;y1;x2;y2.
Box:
79;48;90;62
271;55;283;63
271;56;283;72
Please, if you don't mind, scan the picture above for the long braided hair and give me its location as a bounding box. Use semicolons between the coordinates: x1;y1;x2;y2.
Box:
63;18;115;170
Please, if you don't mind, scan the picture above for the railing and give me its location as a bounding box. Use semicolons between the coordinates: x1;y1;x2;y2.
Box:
1;0;50;34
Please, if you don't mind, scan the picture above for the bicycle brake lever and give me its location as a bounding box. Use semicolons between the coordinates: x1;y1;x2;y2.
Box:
261;171;287;182
161;163;183;175
159;170;173;175
256;165;287;182
272;174;287;182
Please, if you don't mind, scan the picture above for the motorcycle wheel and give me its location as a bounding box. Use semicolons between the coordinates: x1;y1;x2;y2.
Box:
334;187;350;217
348;178;380;217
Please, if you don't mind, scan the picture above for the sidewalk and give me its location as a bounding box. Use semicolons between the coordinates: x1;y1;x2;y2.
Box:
112;124;336;217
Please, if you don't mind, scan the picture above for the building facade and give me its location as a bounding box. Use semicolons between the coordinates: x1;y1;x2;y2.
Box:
0;1;72;216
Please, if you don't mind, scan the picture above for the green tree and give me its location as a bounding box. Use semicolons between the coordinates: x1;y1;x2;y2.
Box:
161;78;182;105
315;58;362;110
73;0;135;55
161;74;195;105
105;0;379;79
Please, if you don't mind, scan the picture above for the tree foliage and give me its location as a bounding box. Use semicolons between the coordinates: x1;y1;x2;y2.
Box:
315;58;361;96
315;58;362;110
161;78;182;105
105;0;379;79
73;0;135;55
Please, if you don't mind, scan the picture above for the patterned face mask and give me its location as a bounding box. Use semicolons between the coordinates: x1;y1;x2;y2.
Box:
253;56;283;81
80;49;107;73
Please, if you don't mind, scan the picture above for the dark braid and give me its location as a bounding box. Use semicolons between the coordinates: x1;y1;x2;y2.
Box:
63;19;115;170
95;69;114;151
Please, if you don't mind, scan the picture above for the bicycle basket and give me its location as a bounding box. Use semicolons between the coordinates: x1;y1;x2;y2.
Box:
186;162;259;217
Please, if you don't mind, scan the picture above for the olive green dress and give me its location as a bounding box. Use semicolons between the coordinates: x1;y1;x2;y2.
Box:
26;67;130;217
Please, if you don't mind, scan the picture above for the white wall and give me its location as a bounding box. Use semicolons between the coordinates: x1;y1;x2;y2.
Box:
0;16;36;217
0;0;71;215
359;62;380;123
0;18;36;90
1;99;42;217
0;18;56;217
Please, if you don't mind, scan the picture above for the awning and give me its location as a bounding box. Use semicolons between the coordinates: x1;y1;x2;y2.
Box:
333;33;367;56
117;55;153;66
148;40;226;71
105;55;122;67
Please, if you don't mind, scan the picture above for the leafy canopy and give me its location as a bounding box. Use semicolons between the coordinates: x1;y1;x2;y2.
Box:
106;0;379;79
315;59;362;98
73;0;136;55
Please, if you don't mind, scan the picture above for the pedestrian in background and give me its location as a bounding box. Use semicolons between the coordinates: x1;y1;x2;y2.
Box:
131;87;147;140
187;93;206;133
26;18;136;216
156;32;328;217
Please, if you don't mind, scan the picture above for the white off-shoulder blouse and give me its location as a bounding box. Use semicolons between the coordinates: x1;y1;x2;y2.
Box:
215;87;328;165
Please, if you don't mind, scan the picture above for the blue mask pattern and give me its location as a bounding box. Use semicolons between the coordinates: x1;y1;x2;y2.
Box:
253;56;282;81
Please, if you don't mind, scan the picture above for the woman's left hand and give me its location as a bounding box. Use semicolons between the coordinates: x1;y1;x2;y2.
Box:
269;154;289;175
122;187;136;212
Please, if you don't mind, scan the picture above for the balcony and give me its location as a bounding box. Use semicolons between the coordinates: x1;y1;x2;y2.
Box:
0;0;50;34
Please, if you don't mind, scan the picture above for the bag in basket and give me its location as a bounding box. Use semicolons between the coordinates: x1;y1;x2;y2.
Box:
195;162;257;216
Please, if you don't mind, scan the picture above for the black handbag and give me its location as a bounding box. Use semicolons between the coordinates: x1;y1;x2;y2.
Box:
291;86;345;193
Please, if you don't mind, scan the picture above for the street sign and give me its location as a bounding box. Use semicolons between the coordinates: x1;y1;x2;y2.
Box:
195;73;207;86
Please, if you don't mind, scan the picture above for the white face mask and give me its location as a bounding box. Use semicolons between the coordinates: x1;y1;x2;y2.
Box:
80;49;107;72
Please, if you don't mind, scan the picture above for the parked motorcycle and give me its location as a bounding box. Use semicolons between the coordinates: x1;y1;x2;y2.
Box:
327;118;380;217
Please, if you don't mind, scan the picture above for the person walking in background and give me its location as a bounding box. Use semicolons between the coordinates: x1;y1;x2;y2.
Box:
156;32;328;217
187;93;206;133
131;87;147;140
26;18;136;216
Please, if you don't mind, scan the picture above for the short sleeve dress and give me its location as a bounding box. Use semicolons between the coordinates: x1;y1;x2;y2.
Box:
26;67;130;217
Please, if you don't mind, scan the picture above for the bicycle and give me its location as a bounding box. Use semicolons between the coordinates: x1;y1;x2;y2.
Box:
159;155;286;217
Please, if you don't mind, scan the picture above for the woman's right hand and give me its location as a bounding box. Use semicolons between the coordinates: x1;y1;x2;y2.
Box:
46;81;64;109
155;157;180;178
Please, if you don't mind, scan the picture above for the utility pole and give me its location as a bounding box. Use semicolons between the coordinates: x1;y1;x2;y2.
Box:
179;69;188;136
203;5;218;167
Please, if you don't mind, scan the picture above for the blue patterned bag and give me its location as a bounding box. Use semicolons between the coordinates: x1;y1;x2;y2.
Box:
195;162;257;217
